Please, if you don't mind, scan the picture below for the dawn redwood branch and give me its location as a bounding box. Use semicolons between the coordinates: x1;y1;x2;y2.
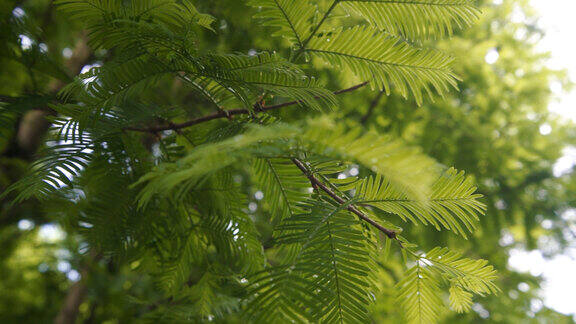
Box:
124;82;369;133
291;157;399;241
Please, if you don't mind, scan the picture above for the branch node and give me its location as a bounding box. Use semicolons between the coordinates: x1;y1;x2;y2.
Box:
291;157;400;245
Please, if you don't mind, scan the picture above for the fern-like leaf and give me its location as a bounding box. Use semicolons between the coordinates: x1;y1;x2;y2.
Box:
397;247;498;323
62;52;335;114
248;200;376;323
251;158;311;222
396;263;443;324
340;0;480;41
248;0;317;47
2;142;92;203
449;286;473;313
56;0;215;38
136;119;439;204
133;123;300;206
194;173;266;273
424;247;500;295
354;168;485;237
306;26;458;105
196;53;337;110
301;118;438;199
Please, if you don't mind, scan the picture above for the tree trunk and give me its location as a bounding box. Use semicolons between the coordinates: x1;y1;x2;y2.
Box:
54;281;88;324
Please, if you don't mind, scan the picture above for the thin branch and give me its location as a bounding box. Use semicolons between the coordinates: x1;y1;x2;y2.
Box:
291;157;400;241
124;82;369;133
0;95;17;103
360;90;385;125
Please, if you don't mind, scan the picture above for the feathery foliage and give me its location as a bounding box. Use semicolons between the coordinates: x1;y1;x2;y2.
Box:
2;0;499;322
251;157;311;222
134;119;438;203
248;0;477;104
354;168;486;237
306;26;459;105
396;247;498;323
340;0;481;41
396;262;444;324
248;200;376;323
449;285;474;313
300;118;438;198
247;0;317;47
3;141;93;202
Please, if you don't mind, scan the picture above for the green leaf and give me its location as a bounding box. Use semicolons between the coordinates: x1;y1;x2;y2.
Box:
340;0;481;41
2;142;92;203
56;0;215;35
133;123;300;207
135;119;439;206
424;247;500;295
251;158;311;222
249;200;376;323
306;26;459;105
196;52;336;110
355;168;486;237
449;286;473;313
396;263;444;324
61;52;335;113
397;247;498;323
248;0;317;47
301;118;438;199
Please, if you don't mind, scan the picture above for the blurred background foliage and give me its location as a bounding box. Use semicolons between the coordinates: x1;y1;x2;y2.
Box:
1;0;575;322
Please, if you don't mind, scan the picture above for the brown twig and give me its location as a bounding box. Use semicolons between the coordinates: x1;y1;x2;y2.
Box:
360;90;385;125
291;158;399;241
124;82;369;133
